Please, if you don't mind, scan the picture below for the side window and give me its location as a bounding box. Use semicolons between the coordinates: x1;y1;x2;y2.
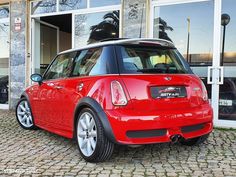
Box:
72;48;103;76
44;52;76;80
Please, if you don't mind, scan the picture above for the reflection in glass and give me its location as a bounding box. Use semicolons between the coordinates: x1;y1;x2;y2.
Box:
0;21;9;104
0;6;9;19
59;0;87;11
219;77;236;120
31;0;56;15
74;10;119;48
39;24;58;74
153;17;173;42
153;1;214;66
90;0;120;7
221;0;236;66
219;0;236;121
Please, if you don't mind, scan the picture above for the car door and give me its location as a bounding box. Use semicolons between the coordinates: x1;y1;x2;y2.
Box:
60;47;105;131
36;52;76;130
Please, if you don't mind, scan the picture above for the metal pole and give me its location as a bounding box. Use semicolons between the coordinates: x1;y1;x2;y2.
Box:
139;4;144;38
221;25;226;66
186;18;190;62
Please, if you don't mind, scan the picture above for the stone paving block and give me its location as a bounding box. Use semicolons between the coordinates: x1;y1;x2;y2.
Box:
0;110;236;177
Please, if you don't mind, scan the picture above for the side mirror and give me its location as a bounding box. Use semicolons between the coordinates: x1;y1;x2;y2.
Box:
30;73;43;84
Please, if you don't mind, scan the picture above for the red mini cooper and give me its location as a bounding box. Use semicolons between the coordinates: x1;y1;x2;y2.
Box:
16;39;213;162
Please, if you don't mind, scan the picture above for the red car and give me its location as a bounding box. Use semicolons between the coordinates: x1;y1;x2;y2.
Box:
16;39;213;162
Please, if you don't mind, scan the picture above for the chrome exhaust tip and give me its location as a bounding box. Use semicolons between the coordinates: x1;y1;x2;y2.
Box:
170;134;182;143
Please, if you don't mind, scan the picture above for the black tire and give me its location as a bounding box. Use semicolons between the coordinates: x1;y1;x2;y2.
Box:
180;133;210;146
15;98;37;130
76;108;114;162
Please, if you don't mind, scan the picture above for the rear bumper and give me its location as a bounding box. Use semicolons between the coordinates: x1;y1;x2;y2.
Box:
105;104;213;144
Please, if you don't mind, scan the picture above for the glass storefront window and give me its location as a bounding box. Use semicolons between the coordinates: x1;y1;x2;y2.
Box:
31;0;57;15
90;0;120;8
74;10;119;48
0;6;9;19
0;19;9;104
153;1;214;66
152;1;214;104
219;0;236;121
221;0;236;66
59;0;87;11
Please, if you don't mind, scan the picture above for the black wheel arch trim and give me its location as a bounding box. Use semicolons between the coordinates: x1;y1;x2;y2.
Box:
74;97;117;143
21;91;30;100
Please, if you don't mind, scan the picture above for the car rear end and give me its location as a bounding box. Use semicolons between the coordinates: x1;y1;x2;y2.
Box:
105;40;213;145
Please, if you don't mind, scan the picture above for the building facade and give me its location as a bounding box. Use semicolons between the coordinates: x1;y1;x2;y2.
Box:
0;0;236;128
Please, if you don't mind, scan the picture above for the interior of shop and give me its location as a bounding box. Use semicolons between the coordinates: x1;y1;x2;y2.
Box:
33;14;72;74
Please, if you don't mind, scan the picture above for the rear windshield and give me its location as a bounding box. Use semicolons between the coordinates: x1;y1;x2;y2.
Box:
118;45;190;74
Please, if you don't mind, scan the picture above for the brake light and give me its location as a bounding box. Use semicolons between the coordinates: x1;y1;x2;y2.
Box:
201;81;208;102
111;81;128;106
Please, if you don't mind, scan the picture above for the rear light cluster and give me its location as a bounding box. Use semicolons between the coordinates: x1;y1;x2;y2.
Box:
200;81;208;102
111;81;128;106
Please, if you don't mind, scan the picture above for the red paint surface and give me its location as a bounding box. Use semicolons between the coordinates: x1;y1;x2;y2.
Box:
26;74;213;144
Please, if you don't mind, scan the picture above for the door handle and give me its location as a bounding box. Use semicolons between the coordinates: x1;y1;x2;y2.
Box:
54;85;64;90
207;66;213;84
218;66;224;85
77;83;84;91
207;66;224;85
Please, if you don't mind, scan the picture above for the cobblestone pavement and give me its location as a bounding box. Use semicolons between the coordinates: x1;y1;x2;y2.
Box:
0;110;236;177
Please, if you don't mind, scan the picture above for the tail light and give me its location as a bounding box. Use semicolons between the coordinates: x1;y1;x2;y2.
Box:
111;81;128;106
201;80;208;102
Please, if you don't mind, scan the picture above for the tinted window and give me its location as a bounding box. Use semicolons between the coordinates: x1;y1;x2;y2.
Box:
118;45;190;74
72;48;104;76
44;52;76;80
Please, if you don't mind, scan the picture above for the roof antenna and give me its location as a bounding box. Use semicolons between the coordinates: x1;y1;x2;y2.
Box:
139;3;144;38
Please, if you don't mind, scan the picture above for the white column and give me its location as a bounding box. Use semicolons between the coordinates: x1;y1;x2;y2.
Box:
211;0;222;125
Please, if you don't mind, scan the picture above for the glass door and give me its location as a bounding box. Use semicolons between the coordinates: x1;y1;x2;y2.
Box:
216;0;236;127
0;17;9;109
151;0;236;128
32;19;59;75
151;0;214;99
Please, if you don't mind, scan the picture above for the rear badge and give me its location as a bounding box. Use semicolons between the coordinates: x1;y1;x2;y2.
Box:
164;77;172;81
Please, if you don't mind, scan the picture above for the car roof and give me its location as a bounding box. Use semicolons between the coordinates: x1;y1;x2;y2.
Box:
59;38;175;55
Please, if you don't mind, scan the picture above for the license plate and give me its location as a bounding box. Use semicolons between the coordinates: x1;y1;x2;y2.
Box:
219;99;233;106
151;86;187;99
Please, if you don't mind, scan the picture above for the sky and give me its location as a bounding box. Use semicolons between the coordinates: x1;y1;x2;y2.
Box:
154;0;236;55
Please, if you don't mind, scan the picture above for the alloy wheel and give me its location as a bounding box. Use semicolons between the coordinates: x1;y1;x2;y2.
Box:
16;100;33;128
77;112;97;157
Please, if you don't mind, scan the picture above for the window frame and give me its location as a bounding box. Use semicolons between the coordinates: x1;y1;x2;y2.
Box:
71;47;104;77
71;46;119;77
42;51;77;81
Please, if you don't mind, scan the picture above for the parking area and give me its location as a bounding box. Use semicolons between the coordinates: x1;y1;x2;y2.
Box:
0;110;236;177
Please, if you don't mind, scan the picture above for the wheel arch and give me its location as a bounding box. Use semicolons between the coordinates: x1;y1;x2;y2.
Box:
74;97;117;143
20;91;29;100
